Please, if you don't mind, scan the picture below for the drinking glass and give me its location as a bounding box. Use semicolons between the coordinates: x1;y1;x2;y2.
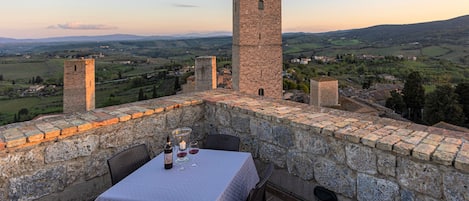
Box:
189;141;199;167
172;127;191;163
172;127;192;170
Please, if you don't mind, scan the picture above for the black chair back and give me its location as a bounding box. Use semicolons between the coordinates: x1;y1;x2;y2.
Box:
247;163;274;201
107;144;151;185
314;186;337;201
204;134;240;151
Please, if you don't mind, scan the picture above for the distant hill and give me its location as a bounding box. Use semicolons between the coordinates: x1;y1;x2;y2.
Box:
0;32;232;44
0;37;18;43
2;15;468;64
2;15;468;46
324;15;469;45
280;15;469;64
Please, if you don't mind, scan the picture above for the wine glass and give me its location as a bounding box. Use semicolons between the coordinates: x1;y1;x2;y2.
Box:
189;141;199;167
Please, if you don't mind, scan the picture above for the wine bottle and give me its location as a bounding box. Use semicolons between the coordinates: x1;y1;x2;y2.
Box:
164;136;173;169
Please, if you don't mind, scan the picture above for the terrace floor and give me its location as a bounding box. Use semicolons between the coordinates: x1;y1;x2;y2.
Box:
267;184;305;201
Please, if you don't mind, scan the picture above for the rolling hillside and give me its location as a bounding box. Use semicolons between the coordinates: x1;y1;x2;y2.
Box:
328;15;469;45
283;15;469;64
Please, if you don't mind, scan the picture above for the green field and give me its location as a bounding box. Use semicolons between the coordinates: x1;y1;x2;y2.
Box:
0;58;64;82
422;46;451;57
329;39;361;46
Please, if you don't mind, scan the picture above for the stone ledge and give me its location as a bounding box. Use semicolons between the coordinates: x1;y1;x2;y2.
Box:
199;90;469;170
3;128;27;148
0;138;5;150
0;93;205;151
0;89;468;172
455;143;469;172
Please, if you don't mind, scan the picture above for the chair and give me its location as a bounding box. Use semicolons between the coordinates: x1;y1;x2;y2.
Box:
107;144;151;185
246;163;274;201
204;134;240;151
313;186;337;201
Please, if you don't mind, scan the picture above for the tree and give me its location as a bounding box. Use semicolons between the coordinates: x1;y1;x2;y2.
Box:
174;77;181;91
402;71;425;122
297;83;309;94
138;88;145;101
424;85;464;126
152;85;157;98
385;90;405;114
283;79;297;90
362;77;373;89
18;108;29;116
35;76;43;84
455;83;469;125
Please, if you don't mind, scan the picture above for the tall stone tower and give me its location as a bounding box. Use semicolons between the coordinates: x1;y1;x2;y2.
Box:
195;56;217;91
63;59;95;113
232;0;283;99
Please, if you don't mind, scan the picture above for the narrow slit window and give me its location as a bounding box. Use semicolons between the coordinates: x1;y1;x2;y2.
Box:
258;0;264;10
258;88;264;96
74;65;77;71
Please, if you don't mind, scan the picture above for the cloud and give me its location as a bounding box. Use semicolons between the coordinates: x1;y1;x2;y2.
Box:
47;22;117;30
172;3;198;8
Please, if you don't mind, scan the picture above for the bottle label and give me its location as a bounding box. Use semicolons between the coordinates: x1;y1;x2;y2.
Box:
164;153;172;164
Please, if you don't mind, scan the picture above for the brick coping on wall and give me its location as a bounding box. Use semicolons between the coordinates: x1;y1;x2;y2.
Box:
0;89;468;172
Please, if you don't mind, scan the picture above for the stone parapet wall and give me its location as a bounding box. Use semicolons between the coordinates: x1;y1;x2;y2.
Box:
0;90;468;200
0;93;207;200
203;90;469;201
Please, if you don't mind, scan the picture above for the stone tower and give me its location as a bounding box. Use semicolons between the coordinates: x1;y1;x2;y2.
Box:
63;59;95;113
195;56;217;91
310;77;339;107
232;0;283;99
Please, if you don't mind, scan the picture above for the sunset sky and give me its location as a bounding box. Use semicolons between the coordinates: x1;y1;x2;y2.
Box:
1;0;468;39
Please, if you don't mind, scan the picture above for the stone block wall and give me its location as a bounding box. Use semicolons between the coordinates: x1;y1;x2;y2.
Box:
0;90;468;200
203;90;469;201
0;93;207;200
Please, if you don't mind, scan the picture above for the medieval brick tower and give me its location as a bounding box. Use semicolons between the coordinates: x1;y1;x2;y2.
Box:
63;59;95;113
195;56;217;91
232;0;283;99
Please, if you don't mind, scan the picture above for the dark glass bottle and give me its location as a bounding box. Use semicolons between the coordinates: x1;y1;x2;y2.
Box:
164;136;173;169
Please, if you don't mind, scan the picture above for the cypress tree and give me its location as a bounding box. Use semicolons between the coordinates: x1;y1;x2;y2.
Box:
402;71;425;122
424;85;464;125
138;88;145;101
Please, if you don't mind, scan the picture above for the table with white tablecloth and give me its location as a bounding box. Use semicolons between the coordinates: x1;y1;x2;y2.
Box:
96;149;259;201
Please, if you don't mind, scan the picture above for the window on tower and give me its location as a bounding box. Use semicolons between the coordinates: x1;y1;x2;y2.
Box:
258;0;264;10
258;88;265;96
74;65;77;71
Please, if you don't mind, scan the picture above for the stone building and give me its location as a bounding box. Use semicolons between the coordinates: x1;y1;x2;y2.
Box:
195;56;217;92
310;76;339;107
232;0;283;99
63;59;95;113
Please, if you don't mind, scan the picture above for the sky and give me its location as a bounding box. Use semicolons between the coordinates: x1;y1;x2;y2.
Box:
1;0;468;39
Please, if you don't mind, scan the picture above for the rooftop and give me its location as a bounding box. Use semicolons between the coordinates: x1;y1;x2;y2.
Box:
0;89;468;200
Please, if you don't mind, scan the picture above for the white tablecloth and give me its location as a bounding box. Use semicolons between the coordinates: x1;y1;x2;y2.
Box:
96;149;259;201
